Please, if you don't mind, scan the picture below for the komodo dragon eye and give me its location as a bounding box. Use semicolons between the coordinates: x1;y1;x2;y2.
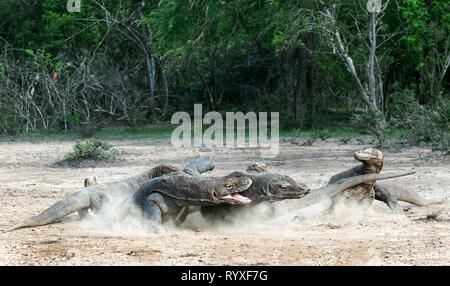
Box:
225;178;237;190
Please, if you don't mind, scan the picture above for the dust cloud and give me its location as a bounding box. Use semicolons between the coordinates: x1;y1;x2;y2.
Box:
76;195;170;236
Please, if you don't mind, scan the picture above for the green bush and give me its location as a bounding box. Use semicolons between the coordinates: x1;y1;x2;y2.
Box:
0;117;23;135
429;95;450;130
389;89;449;154
65;139;118;161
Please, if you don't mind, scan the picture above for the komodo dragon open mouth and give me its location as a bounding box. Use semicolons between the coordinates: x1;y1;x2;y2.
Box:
222;193;252;204
219;177;253;204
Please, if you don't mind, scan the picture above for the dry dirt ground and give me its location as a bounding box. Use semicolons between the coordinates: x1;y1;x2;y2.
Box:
0;138;449;265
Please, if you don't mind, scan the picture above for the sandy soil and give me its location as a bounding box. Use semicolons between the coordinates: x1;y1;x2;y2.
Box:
0;137;449;265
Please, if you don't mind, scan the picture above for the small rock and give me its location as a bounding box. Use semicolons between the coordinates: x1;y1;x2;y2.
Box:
127;251;138;256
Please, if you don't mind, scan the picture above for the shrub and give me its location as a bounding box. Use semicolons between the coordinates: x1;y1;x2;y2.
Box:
389;89;449;154
65;139;118;161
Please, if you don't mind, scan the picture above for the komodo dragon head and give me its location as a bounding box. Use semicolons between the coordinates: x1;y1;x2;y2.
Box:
84;176;98;187
227;171;309;203
263;174;308;201
246;163;268;173
245;164;308;200
133;174;254;208
354;148;384;173
211;176;254;204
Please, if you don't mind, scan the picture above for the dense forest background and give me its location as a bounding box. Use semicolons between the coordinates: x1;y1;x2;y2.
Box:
0;0;448;149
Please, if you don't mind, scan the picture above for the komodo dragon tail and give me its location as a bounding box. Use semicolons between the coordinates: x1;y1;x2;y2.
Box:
2;190;95;233
390;187;441;206
296;171;415;209
3;164;179;233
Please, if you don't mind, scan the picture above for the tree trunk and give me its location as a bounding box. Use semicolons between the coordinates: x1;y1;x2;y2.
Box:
383;68;392;114
209;47;217;111
161;64;170;117
368;12;378;109
281;49;296;125
304;32;314;128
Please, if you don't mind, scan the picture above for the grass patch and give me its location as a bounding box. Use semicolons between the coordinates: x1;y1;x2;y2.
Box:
0;124;176;142
0;122;410;143
280;126;406;140
95;125;175;140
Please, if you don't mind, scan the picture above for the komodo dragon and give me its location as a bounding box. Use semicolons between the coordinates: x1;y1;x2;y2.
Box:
3;164;179;232
374;182;441;211
328;148;440;212
130;172;253;227
247;154;436;212
80;157;254;227
4;156;254;232
327;148;384;211
200;161;414;222
108;155;253;228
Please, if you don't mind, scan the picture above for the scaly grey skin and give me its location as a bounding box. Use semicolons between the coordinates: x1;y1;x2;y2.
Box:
200;171;309;221
129;156;253;226
293;171;415;209
69;155;253;229
374;182;440;209
246;163;268;174
132;173;253;226
200;165;415;222
327;148;384;211
3;164;179;232
327;148;437;212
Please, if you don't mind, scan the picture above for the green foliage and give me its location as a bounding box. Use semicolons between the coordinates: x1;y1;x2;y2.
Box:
0;0;447;156
399;0;450;100
0;117;22;135
389;88;449;153
351;109;387;147
69;113;81;125
430;95;450;129
65;139;118;161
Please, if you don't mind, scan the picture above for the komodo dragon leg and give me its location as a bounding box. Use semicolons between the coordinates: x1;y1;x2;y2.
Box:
142;192;197;230
374;182;443;211
110;155;216;226
143;193;164;223
374;183;403;212
79;176;101;218
173;155;214;224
